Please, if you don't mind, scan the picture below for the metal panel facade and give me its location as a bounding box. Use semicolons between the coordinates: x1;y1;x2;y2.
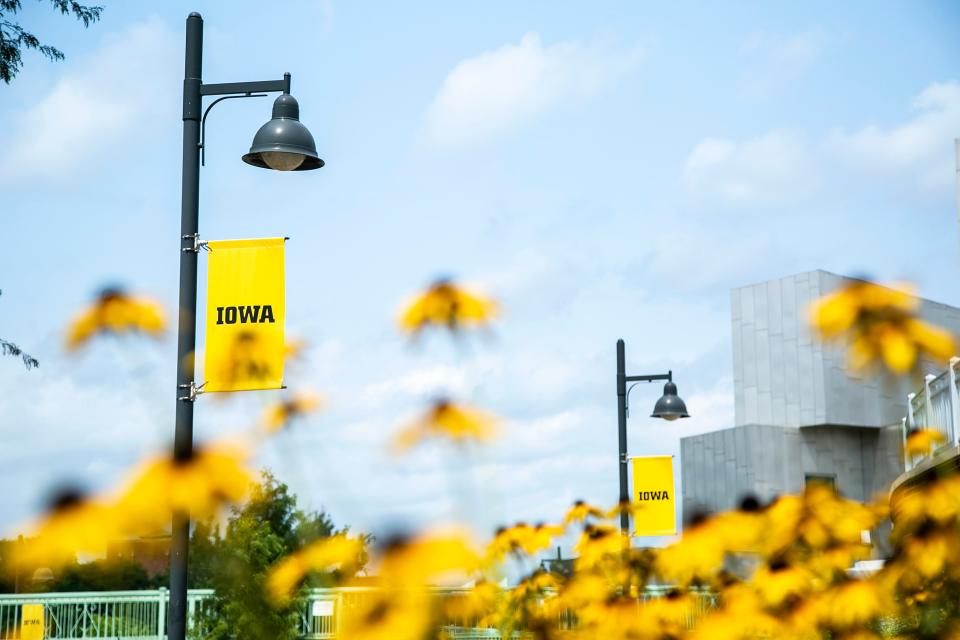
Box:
731;270;960;430
682;270;960;524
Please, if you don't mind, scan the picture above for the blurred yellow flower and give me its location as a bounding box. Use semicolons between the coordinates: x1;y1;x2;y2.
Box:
693;587;780;640
443;580;500;624
643;591;697;638
14;489;119;569
210;330;277;389
574;523;627;570
810;279;956;374
562;500;606;525
900;531;957;579
115;442;253;530
905;428;947;458
752;562;813;607
284;337;308;360
338;591;431;640
66;287;165;350
486;522;564;564
266;534;366;606
579;597;646;638
260;391;323;434
818;580;885;629
511;570;560;599
392;399;498;451
336;531;479;640
398;279;497;335
560;573;609;610
378;531;480;587
656;517;729;584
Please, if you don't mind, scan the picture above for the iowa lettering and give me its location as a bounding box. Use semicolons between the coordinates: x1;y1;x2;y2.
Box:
216;305;276;325
637;490;670;501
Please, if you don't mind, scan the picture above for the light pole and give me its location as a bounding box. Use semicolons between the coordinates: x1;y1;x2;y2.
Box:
170;12;323;640
615;338;689;536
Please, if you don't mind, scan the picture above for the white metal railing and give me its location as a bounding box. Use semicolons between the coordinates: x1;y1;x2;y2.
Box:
0;586;718;639
0;588;329;640
904;357;960;471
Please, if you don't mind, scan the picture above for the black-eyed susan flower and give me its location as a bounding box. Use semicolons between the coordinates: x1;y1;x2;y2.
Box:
692;586;781;640
209;330;277;390
377;531;480;587
260;391;323;434
335;531;480;640
752;561;814;608
66;287;165;350
392;399;498;451
810;279;956;374
564;500;606;525
14;488;120;569
573;523;627;571
817;580;886;630
284;337;308;361
484;522;564;564
905;428;947;458
114;441;254;530
443;580;500;625
266;534;366;606
337;590;431;640
655;522;726;586
398;279;497;336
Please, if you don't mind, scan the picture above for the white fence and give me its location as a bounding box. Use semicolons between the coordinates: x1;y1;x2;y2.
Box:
0;586;717;639
904;356;960;470
0;588;337;640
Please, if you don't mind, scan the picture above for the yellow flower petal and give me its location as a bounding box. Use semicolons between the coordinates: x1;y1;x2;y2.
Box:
398;279;497;335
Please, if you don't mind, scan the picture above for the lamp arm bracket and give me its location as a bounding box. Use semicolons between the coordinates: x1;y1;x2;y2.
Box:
624;372;672;383
199;74;290;97
199;93;268;166
623;371;672;417
625;382;641;418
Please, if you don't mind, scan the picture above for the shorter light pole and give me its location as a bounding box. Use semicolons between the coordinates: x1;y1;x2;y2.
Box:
615;338;689;536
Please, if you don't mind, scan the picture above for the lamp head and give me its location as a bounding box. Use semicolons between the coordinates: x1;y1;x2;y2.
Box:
650;380;690;421
242;93;324;171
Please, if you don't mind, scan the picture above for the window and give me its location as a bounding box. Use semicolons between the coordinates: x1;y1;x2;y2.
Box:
804;473;836;490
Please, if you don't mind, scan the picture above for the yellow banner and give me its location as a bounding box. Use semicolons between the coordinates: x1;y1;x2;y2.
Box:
204;238;285;392
21;604;43;640
632;455;676;536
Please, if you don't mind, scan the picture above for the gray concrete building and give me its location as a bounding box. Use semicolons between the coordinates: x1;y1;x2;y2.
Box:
681;270;960;523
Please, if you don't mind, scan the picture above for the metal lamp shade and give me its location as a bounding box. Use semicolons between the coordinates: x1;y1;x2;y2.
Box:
242;93;324;171
650;381;690;421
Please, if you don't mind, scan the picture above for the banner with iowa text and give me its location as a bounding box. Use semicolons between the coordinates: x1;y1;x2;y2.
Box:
204;238;285;392
631;455;677;536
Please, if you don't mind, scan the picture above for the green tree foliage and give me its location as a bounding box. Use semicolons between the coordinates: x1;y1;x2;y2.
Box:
52;558;163;592
191;471;350;640
0;291;38;369
0;0;102;83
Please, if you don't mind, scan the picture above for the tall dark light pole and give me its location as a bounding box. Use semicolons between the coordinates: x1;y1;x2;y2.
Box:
615;339;689;536
171;12;323;640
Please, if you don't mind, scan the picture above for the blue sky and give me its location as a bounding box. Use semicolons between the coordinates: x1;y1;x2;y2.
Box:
1;1;959;552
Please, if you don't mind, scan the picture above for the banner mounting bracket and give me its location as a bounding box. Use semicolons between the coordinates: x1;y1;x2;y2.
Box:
178;381;205;402
182;233;210;253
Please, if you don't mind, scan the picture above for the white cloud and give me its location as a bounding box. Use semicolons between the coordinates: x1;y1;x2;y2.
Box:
683;130;818;207
0;359;166;535
424;32;642;148
682;81;960;207
827;82;960;194
358;365;472;407
0;17;178;184
668;377;735;440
